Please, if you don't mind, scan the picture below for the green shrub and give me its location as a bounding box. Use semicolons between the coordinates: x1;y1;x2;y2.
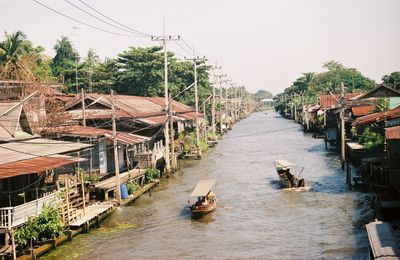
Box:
373;98;389;113
83;174;101;184
144;168;160;184
359;127;383;149
14;205;65;248
126;181;140;194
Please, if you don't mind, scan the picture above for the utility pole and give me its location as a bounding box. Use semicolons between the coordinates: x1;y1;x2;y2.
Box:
215;74;227;134
185;47;206;149
81;88;86;127
111;90;121;205
151;20;180;174
75;57;79;94
340;82;346;170
169;94;176;171
88;62;93;93
211;63;221;135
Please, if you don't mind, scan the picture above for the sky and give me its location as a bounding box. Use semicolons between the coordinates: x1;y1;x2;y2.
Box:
1;0;399;94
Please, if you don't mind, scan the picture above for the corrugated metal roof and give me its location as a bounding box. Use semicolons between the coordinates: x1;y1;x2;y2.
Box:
0;156;79;179
355;107;400;126
144;97;194;113
319;93;361;110
352;106;375;117
386;125;400;140
355;84;400;100
0;138;92;165
47;126;150;145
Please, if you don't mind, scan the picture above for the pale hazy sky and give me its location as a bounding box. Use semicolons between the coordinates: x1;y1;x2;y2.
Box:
1;0;399;94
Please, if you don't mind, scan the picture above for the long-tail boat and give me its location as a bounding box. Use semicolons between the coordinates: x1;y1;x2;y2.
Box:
189;179;217;216
274;160;305;188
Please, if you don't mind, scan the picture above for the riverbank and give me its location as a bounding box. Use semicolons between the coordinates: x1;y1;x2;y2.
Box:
18;112;254;259
16;180;159;260
43;112;371;259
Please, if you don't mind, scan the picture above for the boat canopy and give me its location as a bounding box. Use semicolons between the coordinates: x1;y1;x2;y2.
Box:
274;160;295;171
366;221;400;259
190;179;216;197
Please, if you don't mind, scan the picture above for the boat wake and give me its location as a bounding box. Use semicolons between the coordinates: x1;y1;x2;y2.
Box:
282;186;311;192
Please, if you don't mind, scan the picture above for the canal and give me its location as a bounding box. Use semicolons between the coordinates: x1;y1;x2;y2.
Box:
44;112;372;259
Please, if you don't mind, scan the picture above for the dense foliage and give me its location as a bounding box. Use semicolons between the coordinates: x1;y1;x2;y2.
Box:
382;71;400;90
144;168;161;184
126;181;140;194
274;60;376;112
0;31;52;81
14;205;65;248
359;127;383;149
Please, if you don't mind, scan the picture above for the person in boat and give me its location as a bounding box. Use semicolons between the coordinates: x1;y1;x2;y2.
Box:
286;169;295;186
194;197;203;206
207;192;215;203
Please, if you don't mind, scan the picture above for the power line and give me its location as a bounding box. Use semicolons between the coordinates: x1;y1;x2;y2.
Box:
78;0;151;37
64;0;149;37
32;0;146;38
174;41;193;56
181;38;202;56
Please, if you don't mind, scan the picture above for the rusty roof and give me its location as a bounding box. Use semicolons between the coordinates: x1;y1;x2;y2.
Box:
144;97;194;113
386;125;400;140
352;106;375;117
47;126;150;145
319;93;361;110
64;94;167;120
355;107;400;126
0;138;92;165
0;156;79;179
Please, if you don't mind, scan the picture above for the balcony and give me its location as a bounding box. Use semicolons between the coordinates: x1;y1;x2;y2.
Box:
0;191;61;229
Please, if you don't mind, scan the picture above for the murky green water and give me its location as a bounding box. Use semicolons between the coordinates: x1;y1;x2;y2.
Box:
43;112;372;259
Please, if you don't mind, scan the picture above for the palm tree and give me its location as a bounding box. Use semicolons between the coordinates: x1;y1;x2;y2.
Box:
0;30;31;79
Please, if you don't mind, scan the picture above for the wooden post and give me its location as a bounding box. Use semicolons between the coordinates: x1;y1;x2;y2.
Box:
80;167;86;216
340;82;346;170
65;177;70;225
125;145;130;171
11;228;16;260
81;88;86;127
219;86;223;134
169;94;176;172
203;103;207;141
111;90;121;205
211;72;216;135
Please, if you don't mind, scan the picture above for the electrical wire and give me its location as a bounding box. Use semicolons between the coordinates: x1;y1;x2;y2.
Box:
78;0;151;37
32;0;147;38
64;0;149;37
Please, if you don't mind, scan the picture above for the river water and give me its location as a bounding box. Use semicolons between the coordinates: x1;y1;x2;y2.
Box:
44;112;372;259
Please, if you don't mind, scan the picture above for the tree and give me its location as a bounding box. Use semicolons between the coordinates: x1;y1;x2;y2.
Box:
81;48;99;93
92;58;118;93
51;36;79;91
382;71;400;90
114;46;164;96
0;31;52;81
112;46;212;106
0;31;31;80
254;89;274;100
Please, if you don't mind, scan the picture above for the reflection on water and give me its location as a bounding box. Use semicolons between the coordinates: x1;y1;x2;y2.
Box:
43;112;372;260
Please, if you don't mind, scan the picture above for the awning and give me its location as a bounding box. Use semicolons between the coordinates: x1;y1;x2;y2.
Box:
190;179;216;197
274;160;295;171
366;221;400;259
0;155;82;179
386;125;400;140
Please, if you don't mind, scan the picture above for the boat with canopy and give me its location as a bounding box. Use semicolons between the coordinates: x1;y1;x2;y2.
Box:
189;179;217;216
274;160;305;188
